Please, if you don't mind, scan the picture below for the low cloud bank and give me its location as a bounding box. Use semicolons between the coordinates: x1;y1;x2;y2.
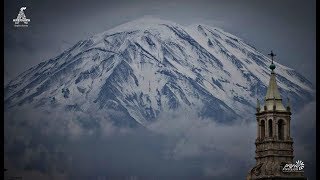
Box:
4;101;316;179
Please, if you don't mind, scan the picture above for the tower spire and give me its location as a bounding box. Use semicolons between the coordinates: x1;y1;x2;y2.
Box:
264;50;286;111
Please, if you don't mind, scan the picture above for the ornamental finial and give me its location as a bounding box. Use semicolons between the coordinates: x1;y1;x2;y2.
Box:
268;50;276;71
287;97;291;111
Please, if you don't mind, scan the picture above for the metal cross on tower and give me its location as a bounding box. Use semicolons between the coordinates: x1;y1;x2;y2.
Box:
268;50;276;64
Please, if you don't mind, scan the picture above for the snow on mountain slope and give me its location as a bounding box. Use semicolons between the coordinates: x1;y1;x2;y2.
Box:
4;17;314;126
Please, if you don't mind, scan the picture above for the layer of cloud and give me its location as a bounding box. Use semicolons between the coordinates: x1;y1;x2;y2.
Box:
291;100;316;179
4;100;316;179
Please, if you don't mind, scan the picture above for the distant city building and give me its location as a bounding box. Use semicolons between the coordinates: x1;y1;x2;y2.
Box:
247;51;307;180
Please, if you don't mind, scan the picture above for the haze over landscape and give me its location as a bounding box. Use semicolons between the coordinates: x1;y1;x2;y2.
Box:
4;0;316;179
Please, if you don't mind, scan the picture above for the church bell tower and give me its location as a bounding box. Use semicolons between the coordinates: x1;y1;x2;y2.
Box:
247;51;307;180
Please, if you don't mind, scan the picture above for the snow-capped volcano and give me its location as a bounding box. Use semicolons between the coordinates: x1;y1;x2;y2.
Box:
4;17;314;126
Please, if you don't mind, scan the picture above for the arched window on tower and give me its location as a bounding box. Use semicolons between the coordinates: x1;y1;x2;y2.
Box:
261;120;265;139
278;119;285;140
268;119;273;138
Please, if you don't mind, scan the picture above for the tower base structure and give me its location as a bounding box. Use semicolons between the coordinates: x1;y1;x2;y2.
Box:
247;162;307;180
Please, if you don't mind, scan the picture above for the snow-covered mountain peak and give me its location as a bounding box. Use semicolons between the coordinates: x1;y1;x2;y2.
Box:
4;18;314;127
92;16;181;39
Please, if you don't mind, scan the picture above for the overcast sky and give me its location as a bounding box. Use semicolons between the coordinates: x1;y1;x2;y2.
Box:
4;0;316;85
3;1;316;179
